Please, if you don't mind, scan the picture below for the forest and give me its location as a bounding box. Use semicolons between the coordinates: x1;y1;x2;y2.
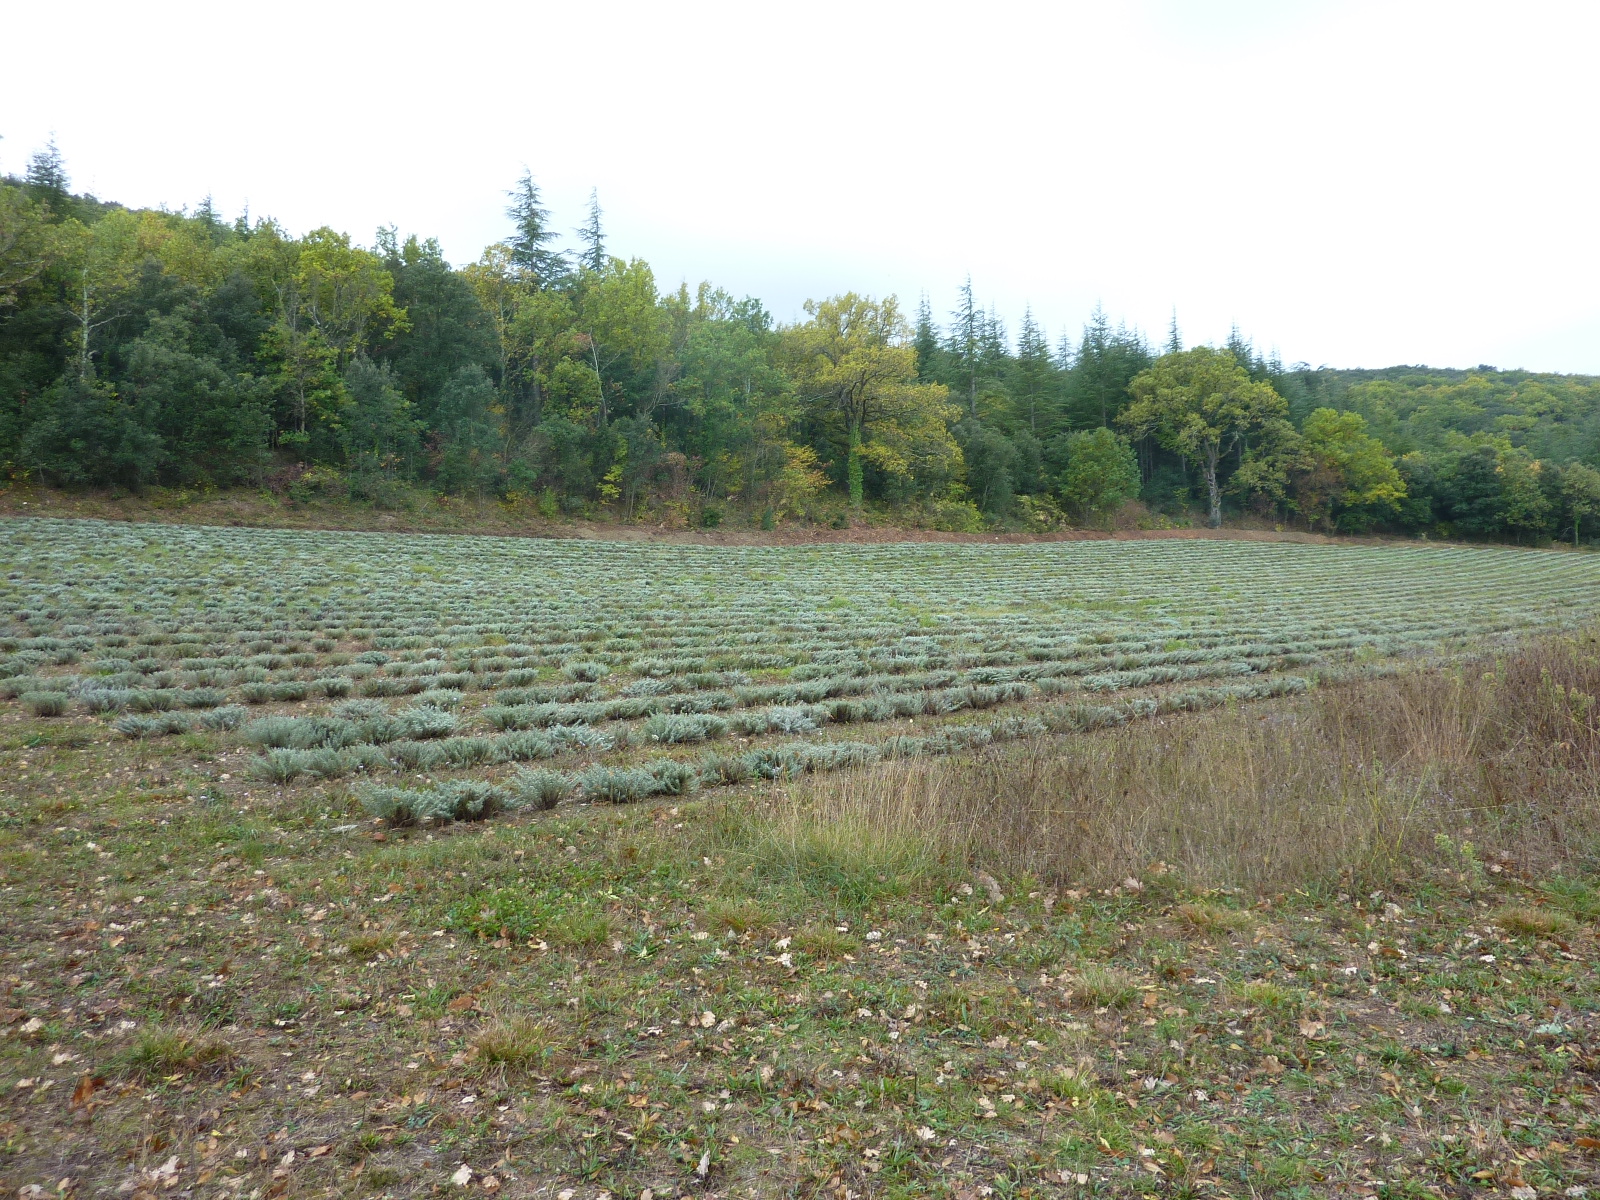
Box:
3;140;1599;544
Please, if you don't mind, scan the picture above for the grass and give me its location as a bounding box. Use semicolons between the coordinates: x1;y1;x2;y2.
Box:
0;598;1597;1194
470;1015;557;1072
1175;900;1256;933
1063;965;1141;1009
123;1025;236;1078
1491;904;1577;938
777;630;1600;890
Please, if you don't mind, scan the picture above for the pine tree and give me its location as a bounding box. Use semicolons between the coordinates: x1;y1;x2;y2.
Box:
913;294;940;382
948;277;981;416
195;195;227;244
25;136;69;204
505;170;566;288
576;188;605;274
1165;309;1182;355
1011;308;1056;434
1063;306;1153;430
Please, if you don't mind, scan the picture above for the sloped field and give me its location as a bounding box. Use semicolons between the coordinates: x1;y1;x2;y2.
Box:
3;518;1597;818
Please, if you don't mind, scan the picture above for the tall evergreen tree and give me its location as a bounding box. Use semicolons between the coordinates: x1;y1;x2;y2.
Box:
913;294;940;382
576;189;605;274
948;276;981;416
1010;308;1056;434
25;137;68;195
1165;309;1182;354
1063;306;1150;429
505;170;566;288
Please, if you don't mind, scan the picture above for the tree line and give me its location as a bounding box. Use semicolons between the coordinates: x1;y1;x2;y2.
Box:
3;141;1598;543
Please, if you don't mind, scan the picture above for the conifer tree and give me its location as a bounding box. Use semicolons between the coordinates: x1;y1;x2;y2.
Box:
948;276;981;416
505;170;566;288
576;188;605;274
1011;308;1056;434
913;294;940;382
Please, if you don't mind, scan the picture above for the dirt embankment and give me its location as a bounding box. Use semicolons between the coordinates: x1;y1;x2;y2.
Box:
0;482;1413;548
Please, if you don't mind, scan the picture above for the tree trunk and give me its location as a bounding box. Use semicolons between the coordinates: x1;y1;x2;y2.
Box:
847;420;864;508
77;270;92;377
1204;449;1222;528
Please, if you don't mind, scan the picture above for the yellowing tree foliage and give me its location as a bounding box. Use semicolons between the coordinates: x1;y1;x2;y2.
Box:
783;294;960;507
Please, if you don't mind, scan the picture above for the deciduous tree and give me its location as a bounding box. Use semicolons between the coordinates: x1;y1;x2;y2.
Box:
1121;347;1289;527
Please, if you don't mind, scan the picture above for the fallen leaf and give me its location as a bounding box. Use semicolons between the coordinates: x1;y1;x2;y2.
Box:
451;1163;473;1187
69;1075;107;1110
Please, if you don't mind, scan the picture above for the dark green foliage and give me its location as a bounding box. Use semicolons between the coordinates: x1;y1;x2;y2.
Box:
0;149;1594;544
124;319;271;486
20;374;164;488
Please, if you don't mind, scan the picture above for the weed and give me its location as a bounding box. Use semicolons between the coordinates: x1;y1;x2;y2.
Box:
1066;965;1140;1009
472;1015;555;1071
124;1025;235;1078
1175;901;1255;934
1491;905;1575;938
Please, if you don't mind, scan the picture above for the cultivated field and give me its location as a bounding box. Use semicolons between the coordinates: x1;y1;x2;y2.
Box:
2;519;1599;1199
2;519;1598;818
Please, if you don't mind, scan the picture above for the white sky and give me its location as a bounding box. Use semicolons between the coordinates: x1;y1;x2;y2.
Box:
4;0;1597;373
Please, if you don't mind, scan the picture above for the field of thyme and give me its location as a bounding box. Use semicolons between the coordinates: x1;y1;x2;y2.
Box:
2;518;1597;822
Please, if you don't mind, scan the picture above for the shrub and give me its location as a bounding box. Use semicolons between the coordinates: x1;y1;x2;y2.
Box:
79;688;131;713
579;765;657;803
642;712;727;744
243;715;304;748
245;748;310;782
494;731;557;761
547;723;613;750
393;706;457;740
388;740;445;770
22;691;68;717
200;705;247;731
359;780;516;825
562;660;610;682
115;713;191;739
647;758;699;795
416;688;464;709
511;768;573;810
698;751;752;786
332;698;388;722
440;736;497;767
127;688;179;712
765;705;824;735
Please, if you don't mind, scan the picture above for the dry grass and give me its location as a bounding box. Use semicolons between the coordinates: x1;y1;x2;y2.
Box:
1491;904;1577;938
702;897;774;935
123;1025;236;1078
1174;901;1255;934
773;632;1600;892
1064;965;1140;1009
470;1015;556;1071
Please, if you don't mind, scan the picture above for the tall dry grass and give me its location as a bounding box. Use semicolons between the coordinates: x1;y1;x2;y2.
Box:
764;632;1600;892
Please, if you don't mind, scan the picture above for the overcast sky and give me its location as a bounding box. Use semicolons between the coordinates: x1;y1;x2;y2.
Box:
4;0;1596;373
